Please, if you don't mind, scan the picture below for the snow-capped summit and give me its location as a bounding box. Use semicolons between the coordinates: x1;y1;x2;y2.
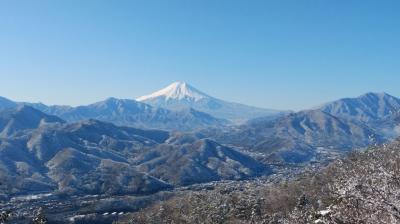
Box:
136;81;286;123
137;81;210;102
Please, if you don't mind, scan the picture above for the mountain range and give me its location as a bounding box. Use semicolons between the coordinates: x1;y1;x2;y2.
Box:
134;138;269;185
0;82;287;131
197;92;400;163
1;83;400;200
28;98;228;132
0;106;269;198
200;109;383;163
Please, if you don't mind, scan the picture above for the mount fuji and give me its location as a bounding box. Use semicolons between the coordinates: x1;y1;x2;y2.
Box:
137;81;285;123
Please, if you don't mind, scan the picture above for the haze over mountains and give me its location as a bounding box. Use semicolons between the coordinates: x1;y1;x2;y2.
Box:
1;82;400;201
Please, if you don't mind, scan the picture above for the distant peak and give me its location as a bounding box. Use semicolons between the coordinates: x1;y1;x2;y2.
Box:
94;97;148;108
0;96;17;108
15;104;38;113
136;81;210;102
101;97;140;104
360;92;394;99
104;97;118;102
362;92;384;96
171;81;188;86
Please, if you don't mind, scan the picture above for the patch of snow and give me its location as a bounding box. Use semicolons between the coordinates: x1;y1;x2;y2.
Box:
69;215;86;222
318;209;331;216
11;193;52;202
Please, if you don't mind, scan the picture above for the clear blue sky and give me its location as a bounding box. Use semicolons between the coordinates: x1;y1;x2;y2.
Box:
0;0;399;110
